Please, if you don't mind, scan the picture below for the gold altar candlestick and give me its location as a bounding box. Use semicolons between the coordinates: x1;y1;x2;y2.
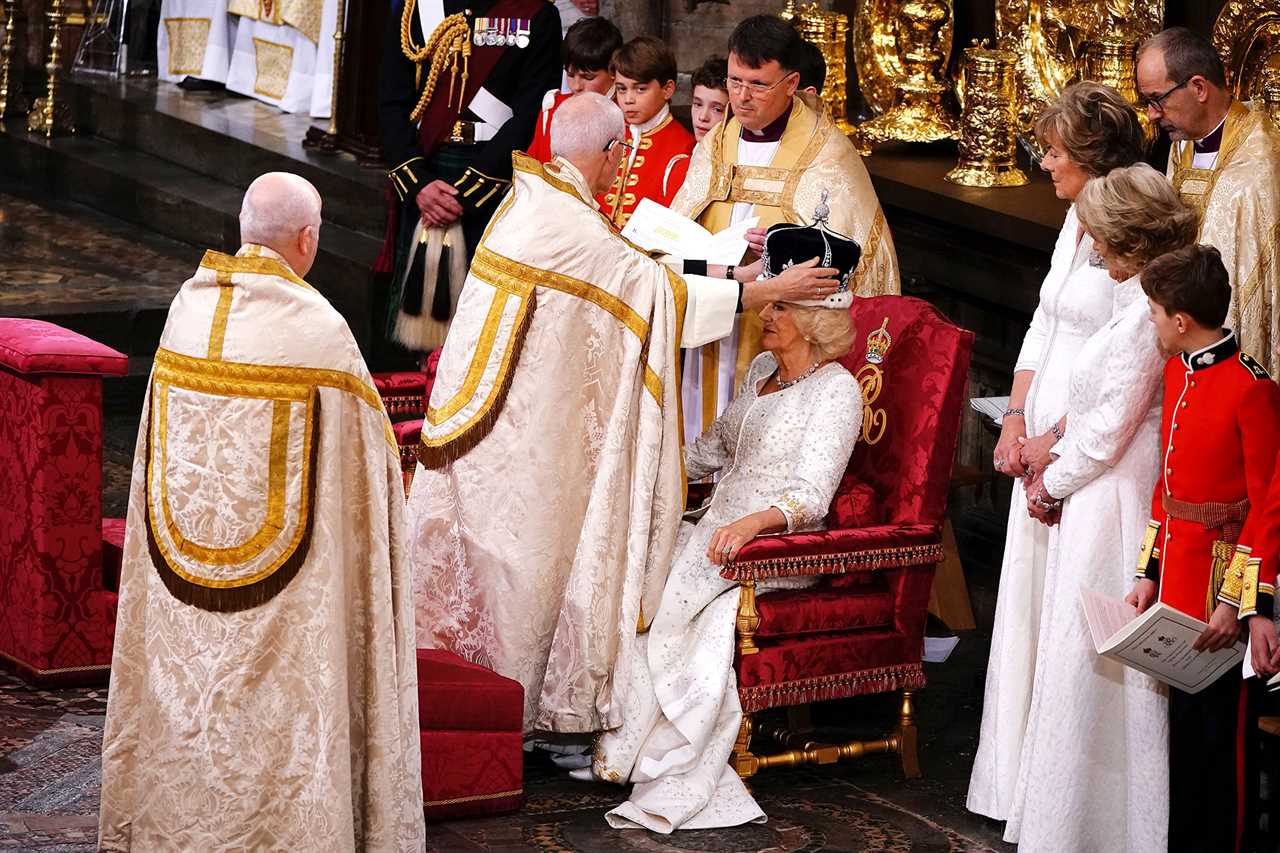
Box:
29;0;76;136
326;0;346;137
945;40;1027;188
0;0;18;117
852;0;958;152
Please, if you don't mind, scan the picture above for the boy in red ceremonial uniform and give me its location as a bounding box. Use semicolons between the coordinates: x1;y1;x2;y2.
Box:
1126;244;1280;853
527;16;622;163
601;36;694;227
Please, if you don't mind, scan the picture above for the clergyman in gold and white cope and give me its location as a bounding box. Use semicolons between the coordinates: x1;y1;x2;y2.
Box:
98;242;425;853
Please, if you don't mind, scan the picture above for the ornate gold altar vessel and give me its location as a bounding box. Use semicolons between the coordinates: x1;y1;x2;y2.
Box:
946;40;1028;187
1212;1;1280;104
852;0;959;151
0;0;22;118
1081;36;1155;142
995;0;1163;136
29;0;76;136
783;1;855;133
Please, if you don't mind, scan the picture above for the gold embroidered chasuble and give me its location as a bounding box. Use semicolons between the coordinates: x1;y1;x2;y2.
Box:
1168;100;1280;372
228;0;323;43
670;94;900;430
98;245;425;853
409;153;738;733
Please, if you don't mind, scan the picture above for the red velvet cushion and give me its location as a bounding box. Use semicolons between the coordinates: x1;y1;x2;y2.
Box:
372;371;427;395
425;348;442;380
755;579;894;639
393;418;422;447
0;319;127;376
840;297;973;528
420;728;524;821
102;517;126;592
825;477;883;528
416;649;523;732
731;522;941;571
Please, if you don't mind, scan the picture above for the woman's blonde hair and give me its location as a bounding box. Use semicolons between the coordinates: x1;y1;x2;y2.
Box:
1075;163;1200;271
1034;81;1145;177
790;305;855;361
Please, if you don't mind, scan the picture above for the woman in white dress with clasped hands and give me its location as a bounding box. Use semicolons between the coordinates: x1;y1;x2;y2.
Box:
968;82;1147;822
1009;165;1198;852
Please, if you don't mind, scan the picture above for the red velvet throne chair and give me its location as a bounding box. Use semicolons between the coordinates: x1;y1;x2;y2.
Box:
722;295;973;780
0;319;128;686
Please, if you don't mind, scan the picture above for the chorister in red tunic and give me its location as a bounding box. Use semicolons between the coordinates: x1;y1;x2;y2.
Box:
527;88;570;164
1137;331;1280;621
598;106;694;227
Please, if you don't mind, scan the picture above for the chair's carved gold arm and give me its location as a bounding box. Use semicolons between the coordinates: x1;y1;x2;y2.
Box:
735;580;760;656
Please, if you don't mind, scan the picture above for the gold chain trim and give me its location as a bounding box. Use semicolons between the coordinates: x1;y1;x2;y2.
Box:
723;541;943;581
0;647;110;676
424;787;523;807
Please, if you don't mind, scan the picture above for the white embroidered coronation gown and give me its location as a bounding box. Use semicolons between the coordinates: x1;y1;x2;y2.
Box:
967;206;1116;819
1004;273;1168;853
593;352;862;832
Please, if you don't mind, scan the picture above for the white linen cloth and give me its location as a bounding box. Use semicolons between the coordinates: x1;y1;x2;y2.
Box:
595;352;862;832
1001;273;1169;853
157;0;235;84
966;205;1116;819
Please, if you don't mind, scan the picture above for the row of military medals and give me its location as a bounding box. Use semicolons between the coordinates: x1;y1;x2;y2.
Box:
473;16;532;48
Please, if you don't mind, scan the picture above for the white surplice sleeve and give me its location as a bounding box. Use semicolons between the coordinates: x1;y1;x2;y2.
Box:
772;370;864;532
679;273;740;347
1042;307;1163;500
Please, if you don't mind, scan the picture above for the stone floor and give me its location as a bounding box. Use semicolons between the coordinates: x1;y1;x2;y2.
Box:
0;184;1021;852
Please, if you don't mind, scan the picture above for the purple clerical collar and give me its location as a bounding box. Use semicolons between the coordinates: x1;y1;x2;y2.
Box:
1194;113;1228;154
740;105;791;143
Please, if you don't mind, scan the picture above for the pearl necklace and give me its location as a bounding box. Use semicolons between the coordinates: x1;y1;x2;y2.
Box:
776;362;820;390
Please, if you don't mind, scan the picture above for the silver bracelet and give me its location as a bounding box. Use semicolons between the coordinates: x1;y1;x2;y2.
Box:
1002;407;1025;420
1050;423;1065;441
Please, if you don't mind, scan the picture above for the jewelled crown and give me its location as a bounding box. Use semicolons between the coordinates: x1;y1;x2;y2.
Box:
760;191;862;309
864;317;893;364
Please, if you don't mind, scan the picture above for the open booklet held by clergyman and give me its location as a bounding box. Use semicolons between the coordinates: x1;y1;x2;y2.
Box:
621;198;759;267
1080;586;1245;694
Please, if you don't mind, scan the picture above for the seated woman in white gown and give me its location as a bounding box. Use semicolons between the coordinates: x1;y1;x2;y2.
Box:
581;222;865;833
1006;165;1199;853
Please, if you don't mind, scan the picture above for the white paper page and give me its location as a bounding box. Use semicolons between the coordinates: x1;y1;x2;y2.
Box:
923;635;960;663
1080;585;1137;651
703;216;759;267
620;198;713;258
969;396;1009;427
1108;604;1244;694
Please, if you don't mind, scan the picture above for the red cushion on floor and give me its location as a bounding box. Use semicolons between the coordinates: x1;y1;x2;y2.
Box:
102;517;126;592
755;579;895;639
393;418;422;447
421;728;524;821
372;371;427;394
0;319;127;376
416;649;523;732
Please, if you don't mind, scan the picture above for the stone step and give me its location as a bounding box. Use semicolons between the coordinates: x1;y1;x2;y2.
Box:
2;119;383;357
65;76;388;240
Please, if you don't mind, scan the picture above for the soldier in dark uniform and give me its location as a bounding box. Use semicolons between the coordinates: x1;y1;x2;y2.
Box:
378;0;562;352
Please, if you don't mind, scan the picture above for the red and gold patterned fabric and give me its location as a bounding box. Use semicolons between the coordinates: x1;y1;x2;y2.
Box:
416;649;524;821
723;295;974;712
0;319;127;685
598;112;694;227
